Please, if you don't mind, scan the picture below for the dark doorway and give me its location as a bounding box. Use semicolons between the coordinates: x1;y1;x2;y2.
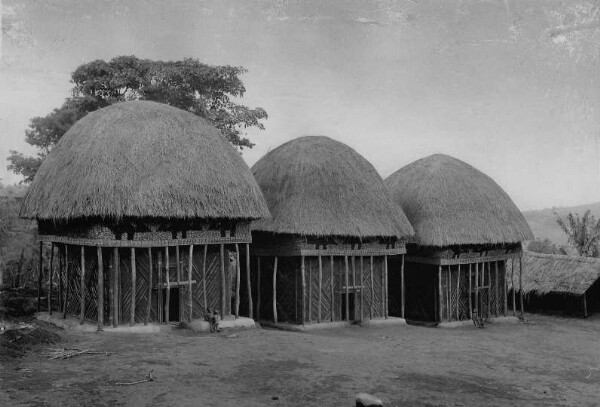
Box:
341;292;357;322
162;288;180;322
471;288;489;319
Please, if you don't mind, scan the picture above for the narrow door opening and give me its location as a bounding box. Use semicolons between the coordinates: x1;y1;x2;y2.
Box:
162;288;180;322
341;292;357;322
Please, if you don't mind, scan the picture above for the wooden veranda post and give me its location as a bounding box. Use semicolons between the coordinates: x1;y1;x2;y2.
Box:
301;255;306;324
202;245;208;311
369;256;374;319
37;241;43;313
235;244;240;318
511;257;516;316
146;247;152;325
130;247;136;326
246;244;253;319
165;246;170;324
97;246;103;330
352;256;357;320
257;257;261;320
308;261;312;322
188;245;193;322
438;265;442;322
220;244;225;319
111;247;118;327
474;262;479;319
519;254;524;319
63;245;69;320
401;254;405;319
468;263;472;319
384;255;389;318
494;260;499;316
456;263;461;320
330;255;334;322
487;262;491;318
273;256;278;323
80;246;86;325
446;266;450;321
157;250;163;323
359;256;364;321
318;254;323;323
49;243;55;315
344;256;350;321
58;247;63;313
176;245;181;318
503;260;508;316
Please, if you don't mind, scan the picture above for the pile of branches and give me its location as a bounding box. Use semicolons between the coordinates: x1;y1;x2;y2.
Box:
43;347;112;359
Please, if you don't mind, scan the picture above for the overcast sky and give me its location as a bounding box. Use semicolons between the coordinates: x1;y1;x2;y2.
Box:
1;0;599;211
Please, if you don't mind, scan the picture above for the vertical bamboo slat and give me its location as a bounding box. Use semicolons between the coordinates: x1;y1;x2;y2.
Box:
188;245;193;322
246;244;253;319
49;243;54;315
318;255;323;323
273;256;278;324
80;246;85;325
165;247;170;324
235;244;240;318
146;247;152;325
301;256;306;324
97;246;103;330
220;244;225;319
37;242;43;313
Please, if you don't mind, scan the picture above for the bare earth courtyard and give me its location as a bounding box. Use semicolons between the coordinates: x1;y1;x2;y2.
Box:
1;314;599;407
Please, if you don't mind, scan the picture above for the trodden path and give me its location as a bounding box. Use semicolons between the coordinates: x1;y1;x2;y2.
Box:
1;314;599;407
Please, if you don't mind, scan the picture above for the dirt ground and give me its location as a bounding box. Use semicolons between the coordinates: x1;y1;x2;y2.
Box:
1;314;599;407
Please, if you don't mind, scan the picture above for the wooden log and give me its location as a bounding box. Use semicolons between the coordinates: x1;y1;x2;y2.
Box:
474;262;479;319
352;256;357;320
318;254;323;323
246;244;253;320
188;245;193;322
370;256;374;319
511;257;516;316
220;244;225;319
257;257;261;320
235;244;240;318
97;246;103;330
165;247;170;324
519;254;524;318
49;243;54;315
146;247;152;325
37;241;43;313
438;265;442;322
384;255;388;318
583;293;588;318
202;245;208;311
111;247;118;327
468;263;472;319
359;256;364;321
157;250;163;323
80;245;86;325
503;260;508;316
273;256;278;324
301;255;306;323
130;247;136;326
456;263;461;320
330;255;334;322
344;256;350;321
495;260;499;316
63;245;69;319
401;254;405;319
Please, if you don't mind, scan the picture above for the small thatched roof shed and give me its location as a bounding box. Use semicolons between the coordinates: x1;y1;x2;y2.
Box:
21;100;269;221
251;136;413;239
510;251;600;296
384;154;533;247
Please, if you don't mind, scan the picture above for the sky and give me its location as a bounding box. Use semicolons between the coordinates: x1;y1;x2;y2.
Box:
0;0;599;211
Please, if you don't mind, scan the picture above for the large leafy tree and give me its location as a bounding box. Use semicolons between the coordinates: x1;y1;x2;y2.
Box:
8;56;267;183
555;210;600;257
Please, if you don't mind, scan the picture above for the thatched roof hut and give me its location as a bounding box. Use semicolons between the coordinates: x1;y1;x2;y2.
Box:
251;136;413;239
384;154;533;247
21;100;269;221
510;251;600;296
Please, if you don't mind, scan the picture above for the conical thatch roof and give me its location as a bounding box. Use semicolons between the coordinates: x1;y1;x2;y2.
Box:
385;154;533;247
251;136;414;238
20;101;270;221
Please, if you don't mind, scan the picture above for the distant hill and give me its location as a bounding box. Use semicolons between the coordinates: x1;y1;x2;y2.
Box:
522;202;600;245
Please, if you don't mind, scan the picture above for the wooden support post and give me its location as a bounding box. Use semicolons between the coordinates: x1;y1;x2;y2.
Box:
235;244;240;318
456;263;461;320
474;262;479;319
318;254;323;323
220;244;225;319
308;259;312;322
37;241;43;313
487;262;491;318
97;246;103;330
359;256;364;321
116;247;121;324
344;256;350;321
352;256;357;320
257;257;261;320
495;260;499;316
583;293;588;318
301;255;306;324
80;246;86;325
157;250;163;323
468;263;472;319
130;247;136;326
273;256;278;324
202;245;207;311
63;245;69;319
438;265;442;322
330;255;334;322
446;265;450;321
519;254;524;319
370;256;374;319
188;245;193;322
401;254;405;319
511;257;516;316
246;244;253;320
146;247;152;325
384;255;388;318
49;243;54;315
176;245;181;318
503;260;508;316
111;247;118;327
165;247;170;324
58;247;63;314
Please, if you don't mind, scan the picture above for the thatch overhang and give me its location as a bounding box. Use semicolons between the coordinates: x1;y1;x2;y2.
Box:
509;251;600;296
20;101;270;224
251;136;414;241
384;154;533;248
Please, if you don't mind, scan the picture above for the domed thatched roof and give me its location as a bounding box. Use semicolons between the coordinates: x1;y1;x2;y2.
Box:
385;154;533;247
20;101;270;221
251;136;414;239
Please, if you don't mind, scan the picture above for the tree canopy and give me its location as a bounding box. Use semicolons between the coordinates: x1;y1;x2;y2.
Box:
555;210;600;257
8;56;268;183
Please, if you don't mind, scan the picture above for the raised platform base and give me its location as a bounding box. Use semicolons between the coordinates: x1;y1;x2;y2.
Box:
438;316;520;329
36;312;161;333
185;316;256;332
260;317;406;332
